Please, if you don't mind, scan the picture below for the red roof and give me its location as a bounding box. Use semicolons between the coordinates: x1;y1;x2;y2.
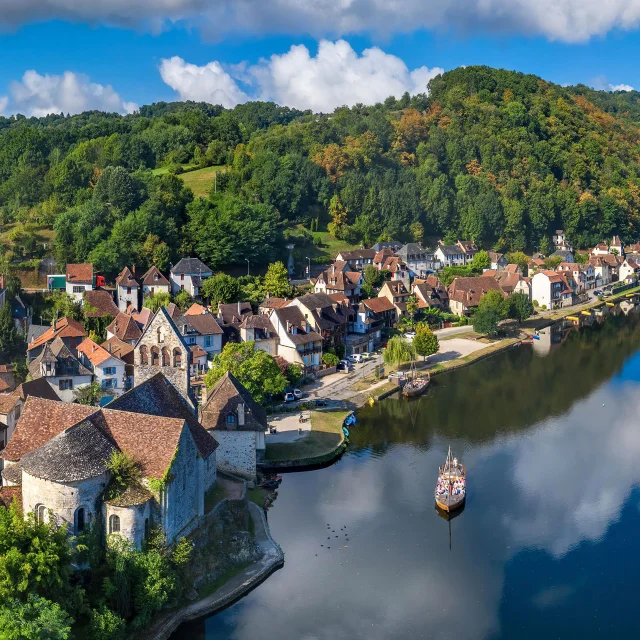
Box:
66;263;93;284
27;317;86;351
362;297;395;313
77;338;119;366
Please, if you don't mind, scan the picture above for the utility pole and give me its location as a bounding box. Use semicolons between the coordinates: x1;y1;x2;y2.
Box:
245;259;250;276
305;256;311;279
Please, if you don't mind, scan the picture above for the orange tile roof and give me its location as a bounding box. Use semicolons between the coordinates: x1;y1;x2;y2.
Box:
66;263;93;284
27;317;86;351
185;302;207;316
77;338;117;366
362;297;395;313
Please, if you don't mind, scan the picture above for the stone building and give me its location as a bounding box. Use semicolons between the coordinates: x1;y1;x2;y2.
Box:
200;372;267;480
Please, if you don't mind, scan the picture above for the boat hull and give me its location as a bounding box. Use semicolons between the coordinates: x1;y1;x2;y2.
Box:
403;380;430;397
435;494;466;512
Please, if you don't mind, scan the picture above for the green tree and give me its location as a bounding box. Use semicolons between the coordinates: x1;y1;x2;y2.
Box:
51;292;84;322
73;382;104;406
406;296;419;326
478;289;509;319
201;273;240;305
143;291;171;313
574;252;589;265
0;594;72;640
0;303;20;361
413;324;439;361
89;605;126;640
204;342;288;403
508;292;534;323
173;290;192;311
473;307;501;336
471;250;491;271
505;251;529;273
322;352;339;367
383;336;415;365
543;256;562;270
409;221;424;243
361;264;382;298
263;261;292;298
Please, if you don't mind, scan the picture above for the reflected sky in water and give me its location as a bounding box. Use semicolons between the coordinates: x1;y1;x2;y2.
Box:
175;315;640;640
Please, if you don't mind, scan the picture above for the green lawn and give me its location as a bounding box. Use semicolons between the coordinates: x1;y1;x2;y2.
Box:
265;409;349;462
294;226;361;264
180;166;227;198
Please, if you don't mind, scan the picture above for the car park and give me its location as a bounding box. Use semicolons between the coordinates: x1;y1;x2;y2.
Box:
348;354;363;364
337;362;349;372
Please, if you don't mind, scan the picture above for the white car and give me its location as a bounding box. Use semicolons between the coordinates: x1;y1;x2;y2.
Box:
293;389;304;400
348;354;363;364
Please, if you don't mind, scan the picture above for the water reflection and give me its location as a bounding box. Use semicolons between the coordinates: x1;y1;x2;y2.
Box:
175;314;640;640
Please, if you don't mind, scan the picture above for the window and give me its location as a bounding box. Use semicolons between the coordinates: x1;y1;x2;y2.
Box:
180;284;184;291
103;366;116;375
35;504;46;524
58;379;73;391
139;345;149;365
188;337;196;345
75;508;85;534
180;273;185;281
109;514;120;534
204;336;212;348
103;378;117;389
226;413;236;425
73;286;84;294
161;347;170;366
157;328;164;343
151;347;159;366
127;287;131;295
173;348;182;367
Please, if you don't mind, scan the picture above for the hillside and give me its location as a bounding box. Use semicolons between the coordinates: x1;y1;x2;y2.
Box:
1;66;640;279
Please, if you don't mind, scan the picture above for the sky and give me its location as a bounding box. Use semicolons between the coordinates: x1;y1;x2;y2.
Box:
1;1;640;116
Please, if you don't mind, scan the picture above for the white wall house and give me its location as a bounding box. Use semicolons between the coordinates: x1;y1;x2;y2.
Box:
115;266;140;313
77;338;127;398
170;258;212;297
66;264;93;302
269;307;323;373
141;266;171;299
531;271;573;309
177;308;223;356
434;244;466;267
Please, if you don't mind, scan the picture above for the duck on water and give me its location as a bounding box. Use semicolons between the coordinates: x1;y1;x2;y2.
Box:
435;447;466;512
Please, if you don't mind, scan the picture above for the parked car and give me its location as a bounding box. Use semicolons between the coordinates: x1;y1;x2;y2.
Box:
404;331;416;339
337;362;349;372
293;389;304;400
361;352;373;361
348;354;363;364
594;289;603;296
284;392;295;402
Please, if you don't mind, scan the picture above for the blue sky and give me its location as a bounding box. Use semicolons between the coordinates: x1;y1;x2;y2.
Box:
1;4;640;116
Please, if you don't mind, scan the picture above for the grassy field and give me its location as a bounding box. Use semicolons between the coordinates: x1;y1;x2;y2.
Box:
295;226;362;264
151;163;198;176
265;409;350;462
151;164;228;198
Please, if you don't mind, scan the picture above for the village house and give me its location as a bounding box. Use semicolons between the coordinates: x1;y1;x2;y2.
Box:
170;257;212;297
481;270;528;297
371;241;403;253
106;312;143;345
334;248;376;271
610;235;624;256
434;243;466;267
619;257;640;283
239;315;279;355
66;264;94;302
346;302;384;355
592;253;622;282
27;317;86;361
28;337;93;402
115;266;140;313
140;266;171;300
0;379;58;471
200;372;267;480
531;271;573;309
102;337;135;389
77;338;127;398
378;280;412;319
448;277;505;316
258;296;288;315
288;293;351;353
84;289;119;320
373;248;396;270
456;240;479;264
550;249;574;263
591;242;610;257
588;256;612;287
171;304;223;356
314;262;363;301
217;302;253;326
411;276;449;311
555;263;586;295
360;297;396;328
527;257;545;274
379;256;411;287
487;251;508;271
553;229;573;251
269;306;323;373
396;243;437;277
127;307;155;333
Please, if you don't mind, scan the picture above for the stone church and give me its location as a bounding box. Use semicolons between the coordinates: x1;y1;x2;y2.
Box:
0;306;218;548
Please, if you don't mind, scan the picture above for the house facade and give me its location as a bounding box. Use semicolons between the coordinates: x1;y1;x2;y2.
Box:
141;266;171;299
396;243;437;277
269;307;323;373
487;252;508;271
239;315;279;355
27;317;86;361
314;262;363;301
378;281;411;319
346;302;383;355
66;264;94;302
289;293;350;352
434;244;466;267
77;338;127;397
170;258;213;297
200;372;267;480
173;305;223;356
531;271;573;309
334;249;376;271
448;277;506;316
115;266;140;313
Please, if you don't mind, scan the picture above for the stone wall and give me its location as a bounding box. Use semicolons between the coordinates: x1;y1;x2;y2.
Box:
203;451;217;492
135;310;191;402
210;431;257;479
22;470;108;534
162;427;202;543
103;500;151;549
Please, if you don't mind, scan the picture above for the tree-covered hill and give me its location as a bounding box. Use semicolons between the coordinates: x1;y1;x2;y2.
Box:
2;66;640;278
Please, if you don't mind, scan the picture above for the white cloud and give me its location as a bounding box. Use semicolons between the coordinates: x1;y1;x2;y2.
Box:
2;0;640;43
610;83;635;92
159;41;444;112
159;56;249;108
4;70;137;117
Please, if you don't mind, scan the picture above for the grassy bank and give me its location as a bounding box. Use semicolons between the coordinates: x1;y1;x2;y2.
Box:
265;409;349;462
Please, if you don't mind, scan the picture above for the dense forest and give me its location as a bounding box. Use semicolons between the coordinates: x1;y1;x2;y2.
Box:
2;65;640;278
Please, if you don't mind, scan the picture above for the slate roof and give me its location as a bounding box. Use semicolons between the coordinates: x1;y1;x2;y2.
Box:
21;418;118;483
84;289;119;318
14;378;60;402
200;372;267;432
240;314;276;333
371;241;403;252
335;249;376;260
27;324;49;344
488;251;506;263
1;464;22;485
108;373;217;459
437;244;464;256
66;263;93;284
271;307;323;344
396;243;427;260
28;337;92;379
141;265;170;286
106;313;143;342
550;250;574;260
448;276;505;308
218;302;253;325
171;258;212;275
184;311;223;336
28;317;86;351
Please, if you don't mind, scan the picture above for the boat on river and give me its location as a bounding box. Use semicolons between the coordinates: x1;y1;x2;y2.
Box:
403;358;430;397
435;447;466;512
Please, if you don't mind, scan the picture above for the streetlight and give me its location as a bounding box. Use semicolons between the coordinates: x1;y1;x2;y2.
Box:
245;259;250;276
305;256;311;279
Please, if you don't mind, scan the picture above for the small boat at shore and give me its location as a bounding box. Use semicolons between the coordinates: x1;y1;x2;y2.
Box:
435;447;466;512
403;358;430;397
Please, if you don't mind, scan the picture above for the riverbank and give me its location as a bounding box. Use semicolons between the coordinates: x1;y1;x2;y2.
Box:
141;500;284;640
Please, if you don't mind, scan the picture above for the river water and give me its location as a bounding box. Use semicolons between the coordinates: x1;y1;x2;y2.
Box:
175;311;640;640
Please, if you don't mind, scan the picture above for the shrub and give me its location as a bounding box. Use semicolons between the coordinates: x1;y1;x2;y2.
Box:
322;353;339;366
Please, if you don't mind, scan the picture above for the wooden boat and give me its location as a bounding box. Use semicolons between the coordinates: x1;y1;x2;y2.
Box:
403;358;430;397
434;446;466;512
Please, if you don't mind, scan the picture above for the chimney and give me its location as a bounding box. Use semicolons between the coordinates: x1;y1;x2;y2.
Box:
238;402;245;426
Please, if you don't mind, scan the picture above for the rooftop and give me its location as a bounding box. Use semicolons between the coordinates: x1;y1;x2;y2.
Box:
27;317;86;351
66;263;93;284
84;288;119;318
171;257;212;275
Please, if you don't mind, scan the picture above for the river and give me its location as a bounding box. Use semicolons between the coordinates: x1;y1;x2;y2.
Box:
174;311;640;640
